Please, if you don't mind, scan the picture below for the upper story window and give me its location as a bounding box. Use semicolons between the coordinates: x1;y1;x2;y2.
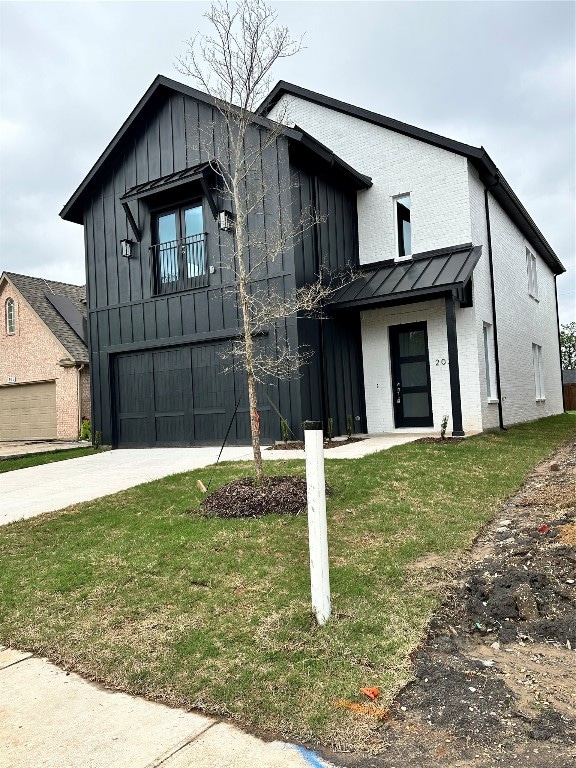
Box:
5;298;15;334
526;248;538;299
394;193;411;260
152;202;207;295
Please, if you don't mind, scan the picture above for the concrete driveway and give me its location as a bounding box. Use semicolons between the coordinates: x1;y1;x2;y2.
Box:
0;434;424;526
0;446;254;525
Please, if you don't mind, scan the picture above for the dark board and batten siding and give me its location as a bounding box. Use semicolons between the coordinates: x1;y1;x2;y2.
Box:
290;159;367;436
82;86;366;446
85;89;303;446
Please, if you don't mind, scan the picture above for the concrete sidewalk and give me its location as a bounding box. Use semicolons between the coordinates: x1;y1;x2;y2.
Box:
0;434;423;526
0;647;333;768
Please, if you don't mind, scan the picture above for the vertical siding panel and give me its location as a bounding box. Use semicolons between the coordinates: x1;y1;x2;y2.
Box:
103;178;119;307
92;194;107;308
131;303;145;343
144;301;156;340
172;94;186;171
108;307;121;346
147;113;161;180
120;306;133;344
168;296;183;337
116;151;133;304
84;203;97;309
159;98;174;176
155;298;169;338
181;293;196;335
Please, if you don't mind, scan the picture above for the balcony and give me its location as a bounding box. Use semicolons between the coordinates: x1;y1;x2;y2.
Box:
151;234;208;295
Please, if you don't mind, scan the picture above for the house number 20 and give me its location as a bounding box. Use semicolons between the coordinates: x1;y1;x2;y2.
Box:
436;358;446;366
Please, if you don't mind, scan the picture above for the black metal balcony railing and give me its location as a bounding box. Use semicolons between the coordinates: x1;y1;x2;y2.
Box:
151;233;208;295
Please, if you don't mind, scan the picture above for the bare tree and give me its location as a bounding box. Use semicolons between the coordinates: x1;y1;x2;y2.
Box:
177;0;345;483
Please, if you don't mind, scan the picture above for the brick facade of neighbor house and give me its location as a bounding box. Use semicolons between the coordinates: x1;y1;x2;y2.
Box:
0;274;90;441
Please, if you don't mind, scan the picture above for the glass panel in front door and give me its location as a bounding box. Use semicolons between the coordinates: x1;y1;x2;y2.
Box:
157;212;178;284
184;205;205;277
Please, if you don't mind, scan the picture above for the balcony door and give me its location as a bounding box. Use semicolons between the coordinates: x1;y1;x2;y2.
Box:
154;203;206;293
389;322;433;428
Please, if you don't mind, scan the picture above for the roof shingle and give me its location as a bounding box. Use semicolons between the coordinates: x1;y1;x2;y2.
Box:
3;272;88;363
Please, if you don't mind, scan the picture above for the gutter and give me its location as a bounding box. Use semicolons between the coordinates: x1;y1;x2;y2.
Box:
77;364;85;434
484;177;506;430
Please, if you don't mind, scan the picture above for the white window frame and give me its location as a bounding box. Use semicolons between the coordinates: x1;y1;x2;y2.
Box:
393;193;412;262
5;298;15;335
526;248;538;300
482;322;497;402
532;343;545;401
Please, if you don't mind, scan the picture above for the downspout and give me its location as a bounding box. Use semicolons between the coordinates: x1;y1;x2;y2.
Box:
484;178;506;430
554;276;566;412
77;364;85;435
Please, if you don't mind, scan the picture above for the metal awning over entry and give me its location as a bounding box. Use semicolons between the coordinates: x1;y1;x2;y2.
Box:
330;243;482;310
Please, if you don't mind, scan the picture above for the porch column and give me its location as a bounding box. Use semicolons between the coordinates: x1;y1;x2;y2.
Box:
445;293;465;437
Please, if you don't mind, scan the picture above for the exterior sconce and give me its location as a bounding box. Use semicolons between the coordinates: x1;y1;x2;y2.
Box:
120;239;134;258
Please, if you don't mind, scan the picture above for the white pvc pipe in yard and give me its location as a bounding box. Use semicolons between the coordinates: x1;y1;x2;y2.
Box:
304;427;331;625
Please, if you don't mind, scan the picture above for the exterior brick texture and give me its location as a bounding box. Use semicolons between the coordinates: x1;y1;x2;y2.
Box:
468;167;563;426
0;280;90;439
270;95;564;433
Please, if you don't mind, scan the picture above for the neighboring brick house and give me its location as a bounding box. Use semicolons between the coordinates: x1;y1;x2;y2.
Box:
0;273;90;441
59;76;564;447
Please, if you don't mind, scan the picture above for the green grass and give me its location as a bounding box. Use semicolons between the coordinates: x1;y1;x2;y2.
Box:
0;414;574;749
0;446;106;473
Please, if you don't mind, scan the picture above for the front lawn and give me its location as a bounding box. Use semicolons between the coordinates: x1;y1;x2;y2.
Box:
0;446;106;473
0;414;574;750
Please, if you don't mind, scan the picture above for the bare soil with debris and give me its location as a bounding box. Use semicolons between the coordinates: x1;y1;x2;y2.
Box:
199;475;309;518
323;440;576;768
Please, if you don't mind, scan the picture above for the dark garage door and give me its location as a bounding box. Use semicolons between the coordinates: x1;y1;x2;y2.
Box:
114;343;272;447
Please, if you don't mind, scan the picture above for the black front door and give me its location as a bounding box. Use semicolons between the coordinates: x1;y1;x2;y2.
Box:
389;322;433;428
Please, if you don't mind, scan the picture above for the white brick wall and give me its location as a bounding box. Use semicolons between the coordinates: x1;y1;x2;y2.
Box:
468;171;563;424
270;96;473;264
271;92;563;431
360;300;483;434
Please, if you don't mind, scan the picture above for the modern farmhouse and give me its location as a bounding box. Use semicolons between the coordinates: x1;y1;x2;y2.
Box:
60;76;564;447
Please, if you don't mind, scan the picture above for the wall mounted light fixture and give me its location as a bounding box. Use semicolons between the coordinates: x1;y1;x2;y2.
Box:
120;239;134;258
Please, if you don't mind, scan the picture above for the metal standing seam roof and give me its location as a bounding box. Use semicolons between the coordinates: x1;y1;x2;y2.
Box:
2;272;88;363
330;243;482;309
121;162;213;201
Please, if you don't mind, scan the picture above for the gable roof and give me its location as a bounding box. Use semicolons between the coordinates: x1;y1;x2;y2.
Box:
59;75;370;226
2;272;88;363
258;82;564;275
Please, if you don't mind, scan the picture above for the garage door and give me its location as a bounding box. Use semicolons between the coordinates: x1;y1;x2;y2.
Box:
0;381;57;441
114;344;272;447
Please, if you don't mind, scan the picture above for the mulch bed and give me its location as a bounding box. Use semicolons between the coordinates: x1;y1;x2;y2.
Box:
321;439;576;768
269;438;364;451
413;437;465;444
200;475;310;518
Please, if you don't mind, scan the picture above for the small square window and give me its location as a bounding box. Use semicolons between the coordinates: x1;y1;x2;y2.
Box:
526;248;538;299
394;194;411;260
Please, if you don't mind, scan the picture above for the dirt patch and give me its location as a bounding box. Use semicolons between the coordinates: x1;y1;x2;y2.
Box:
269;438;364;450
412;437;465;445
198;475;311;518
320;439;576;768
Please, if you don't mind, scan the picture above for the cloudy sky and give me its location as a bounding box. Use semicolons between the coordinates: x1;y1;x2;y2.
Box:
1;0;574;322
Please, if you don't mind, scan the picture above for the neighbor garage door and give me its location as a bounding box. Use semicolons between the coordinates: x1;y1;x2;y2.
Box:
113;344;272;447
0;381;57;441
